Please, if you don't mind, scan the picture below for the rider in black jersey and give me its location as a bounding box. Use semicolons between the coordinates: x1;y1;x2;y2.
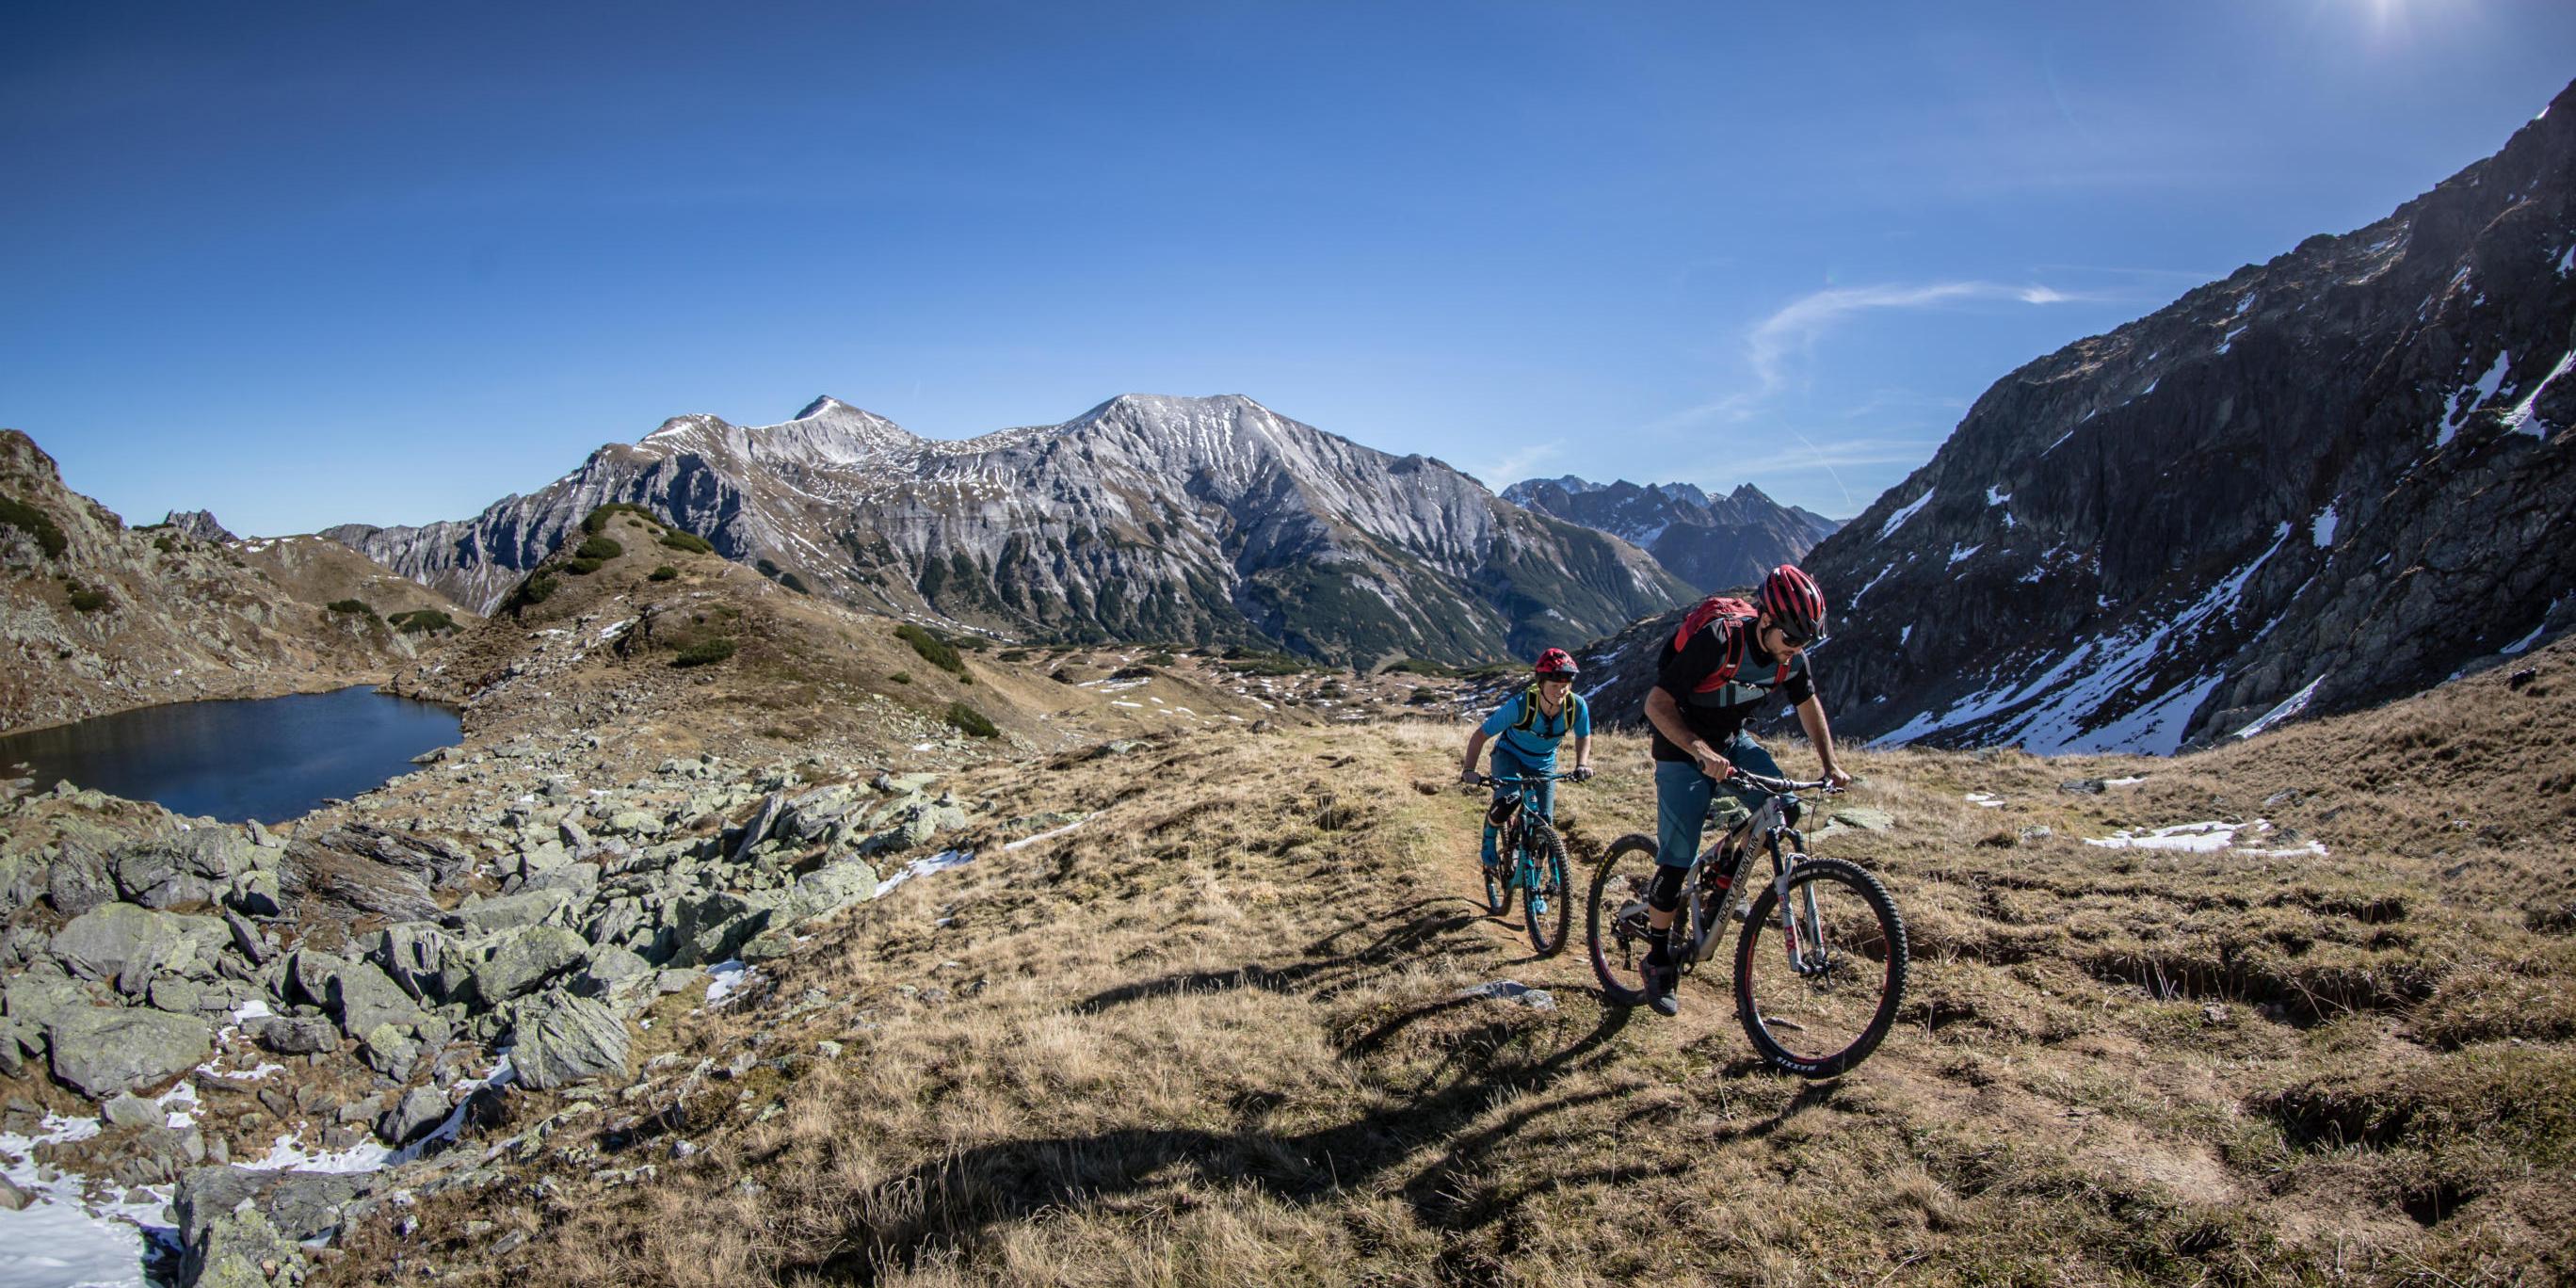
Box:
1635;565;1851;1016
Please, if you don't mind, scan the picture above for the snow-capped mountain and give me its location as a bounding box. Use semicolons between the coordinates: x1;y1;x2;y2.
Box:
1501;475;1840;592
328;394;1695;668
1783;78;2576;752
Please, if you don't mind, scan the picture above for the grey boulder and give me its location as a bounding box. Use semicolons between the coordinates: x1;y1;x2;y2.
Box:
510;993;632;1090
50;905;224;989
468;925;587;1007
45;1005;213;1098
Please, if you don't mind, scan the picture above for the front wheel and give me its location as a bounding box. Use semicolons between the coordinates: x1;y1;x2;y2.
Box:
1733;856;1908;1078
1521;822;1570;957
1586;834;1665;1006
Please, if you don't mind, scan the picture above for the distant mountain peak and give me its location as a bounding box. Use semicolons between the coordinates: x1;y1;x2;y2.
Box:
1505;474;1841;592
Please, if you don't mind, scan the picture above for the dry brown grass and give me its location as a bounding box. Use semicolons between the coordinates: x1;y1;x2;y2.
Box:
323;647;2576;1286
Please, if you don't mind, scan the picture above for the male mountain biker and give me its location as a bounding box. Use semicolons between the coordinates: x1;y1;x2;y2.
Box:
1635;564;1851;1017
1459;648;1594;875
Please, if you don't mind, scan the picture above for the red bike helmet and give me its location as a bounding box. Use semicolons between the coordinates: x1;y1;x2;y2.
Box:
1760;565;1828;645
1534;648;1579;680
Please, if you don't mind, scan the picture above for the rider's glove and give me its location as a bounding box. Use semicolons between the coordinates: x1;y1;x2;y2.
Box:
1570;765;1594;782
1458;768;1481;786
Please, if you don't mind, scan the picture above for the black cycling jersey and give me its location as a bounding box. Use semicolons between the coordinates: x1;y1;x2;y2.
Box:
1649;617;1814;763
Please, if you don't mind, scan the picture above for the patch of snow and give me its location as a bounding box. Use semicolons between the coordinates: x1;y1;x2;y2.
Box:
2233;292;2258;316
1877;488;1935;541
2500;600;2559;654
2139;377;2158;396
2102;776;2148;788
2311;505;2338;548
1899;625;1911;645
1963;792;2004;809
1852;562;1898;606
2217;325;2247;355
2084;820;2244;852
2232;674;2326;739
2442;350;2513;446
703;961;752;1006
874;848;974;898
2504;349;2574;437
1003;816;1088;851
1986;486;2011;507
2558;245;2574;276
1946;543;1983;567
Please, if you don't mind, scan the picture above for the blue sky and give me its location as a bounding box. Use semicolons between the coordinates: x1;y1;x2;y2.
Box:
6;2;2572;535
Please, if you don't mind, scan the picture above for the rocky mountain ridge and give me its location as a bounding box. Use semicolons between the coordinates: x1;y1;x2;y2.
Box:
0;431;459;736
1502;475;1841;592
326;394;1697;668
1746;80;2576;753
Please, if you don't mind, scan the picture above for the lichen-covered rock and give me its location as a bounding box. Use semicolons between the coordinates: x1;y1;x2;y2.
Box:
376;1084;447;1147
45;1005;212;1097
510;993;632;1090
189;1203;309;1288
453;887;571;934
248;1015;338;1055
49;905;225;989
468;925;587;1007
45;840;117;916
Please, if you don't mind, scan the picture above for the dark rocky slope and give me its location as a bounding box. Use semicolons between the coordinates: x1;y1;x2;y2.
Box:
1780;80;2576;752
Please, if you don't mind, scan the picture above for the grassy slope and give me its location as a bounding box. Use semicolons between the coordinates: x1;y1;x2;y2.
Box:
327;644;2573;1286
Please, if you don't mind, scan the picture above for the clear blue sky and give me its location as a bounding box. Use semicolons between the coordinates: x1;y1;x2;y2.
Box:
7;2;2572;535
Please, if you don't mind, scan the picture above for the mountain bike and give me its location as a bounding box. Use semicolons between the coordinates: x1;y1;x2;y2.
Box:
1586;770;1908;1077
1471;772;1577;956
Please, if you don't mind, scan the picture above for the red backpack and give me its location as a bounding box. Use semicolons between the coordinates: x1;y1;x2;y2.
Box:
1666;595;1791;694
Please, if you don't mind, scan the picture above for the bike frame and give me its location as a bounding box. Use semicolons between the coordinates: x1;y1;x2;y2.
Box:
1483;771;1574;889
1677;777;1828;968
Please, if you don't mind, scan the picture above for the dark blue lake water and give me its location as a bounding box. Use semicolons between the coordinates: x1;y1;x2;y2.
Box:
0;685;461;824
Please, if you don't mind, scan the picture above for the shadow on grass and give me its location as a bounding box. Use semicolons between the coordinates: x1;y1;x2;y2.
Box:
786;900;1834;1281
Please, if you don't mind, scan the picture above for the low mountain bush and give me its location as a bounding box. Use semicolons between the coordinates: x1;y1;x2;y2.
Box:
944;700;999;738
896;623;967;676
66;583;109;613
575;535;623;561
507;572;558;613
582;503;663;535
389;609;457;634
673;637;737;668
890;671;912;684
660;531;715;555
326;599;378;621
564;558;604;575
0;495;67;559
649;565;678;582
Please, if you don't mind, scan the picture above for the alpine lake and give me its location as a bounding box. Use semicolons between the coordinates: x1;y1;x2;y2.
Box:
0;685;462;824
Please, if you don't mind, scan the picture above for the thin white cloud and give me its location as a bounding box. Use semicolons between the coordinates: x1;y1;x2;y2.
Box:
1646;279;2082;433
1472;438;1567;491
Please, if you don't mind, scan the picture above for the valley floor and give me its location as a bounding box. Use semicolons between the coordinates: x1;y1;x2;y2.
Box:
318;669;2573;1286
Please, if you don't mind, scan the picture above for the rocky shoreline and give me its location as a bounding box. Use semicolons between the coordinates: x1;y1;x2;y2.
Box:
0;721;1028;1286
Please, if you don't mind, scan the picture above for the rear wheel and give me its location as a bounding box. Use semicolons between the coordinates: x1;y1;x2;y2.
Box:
1586;834;1666;1006
1733;857;1908;1078
1521;822;1570;957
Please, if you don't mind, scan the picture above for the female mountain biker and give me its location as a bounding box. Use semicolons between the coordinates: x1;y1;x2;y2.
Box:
1459;648;1595;874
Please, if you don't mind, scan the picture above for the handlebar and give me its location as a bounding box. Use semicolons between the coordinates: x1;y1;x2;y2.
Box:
1725;770;1842;797
1470;771;1586;786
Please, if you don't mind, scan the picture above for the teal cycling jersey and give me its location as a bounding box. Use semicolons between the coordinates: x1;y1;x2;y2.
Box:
1479;687;1591;768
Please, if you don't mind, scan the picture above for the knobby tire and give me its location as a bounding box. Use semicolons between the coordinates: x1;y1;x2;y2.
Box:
1732;856;1908;1078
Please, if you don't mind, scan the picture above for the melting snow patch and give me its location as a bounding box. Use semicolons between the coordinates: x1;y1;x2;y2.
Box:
1986;486;2011;507
874;848;974;898
1878;489;1935;541
2233;675;2326;739
2084;821;2244;852
1947;543;1983;567
703;961;753;1007
1963;792;2004;809
1003;816;1089;852
2504;349;2574;437
2500;601;2558;654
2310;506;2338;548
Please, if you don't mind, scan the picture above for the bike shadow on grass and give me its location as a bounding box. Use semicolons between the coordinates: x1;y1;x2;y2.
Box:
791;918;1761;1279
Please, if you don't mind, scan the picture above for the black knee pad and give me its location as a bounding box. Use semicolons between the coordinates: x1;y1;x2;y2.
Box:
1646;863;1688;912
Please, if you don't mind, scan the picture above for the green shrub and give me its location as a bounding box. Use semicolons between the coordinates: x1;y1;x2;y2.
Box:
0;495;67;559
673;637;737;668
649;565;678;582
390;609;457;635
895;623;966;675
67;585;109;613
1141;651;1178;668
890;670;912;684
582;503;663;535
564;557;604;575
660;531;714;555
153;534;179;555
326;598;378;619
574;535;622;561
998;648;1035;663
944;701;999;738
1383;657;1457;678
507;572;559;612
